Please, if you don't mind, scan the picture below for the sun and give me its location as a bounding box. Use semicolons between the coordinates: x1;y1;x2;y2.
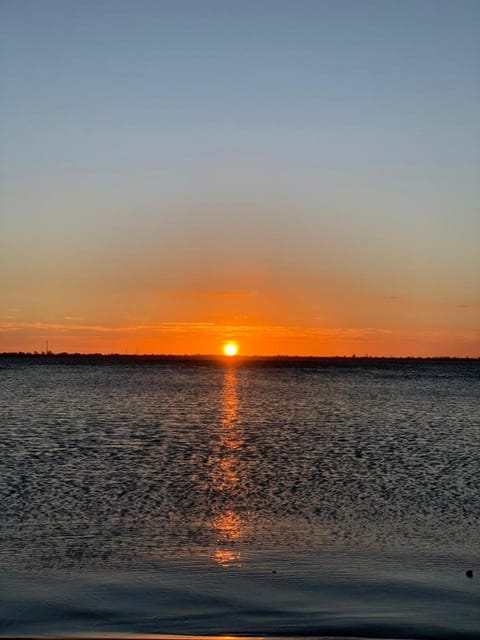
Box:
223;342;239;357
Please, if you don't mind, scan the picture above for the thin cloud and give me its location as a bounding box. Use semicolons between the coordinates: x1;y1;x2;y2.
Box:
156;290;257;299
1;321;477;345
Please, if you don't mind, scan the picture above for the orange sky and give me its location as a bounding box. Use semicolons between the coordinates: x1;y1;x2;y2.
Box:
1;290;478;357
1;214;479;356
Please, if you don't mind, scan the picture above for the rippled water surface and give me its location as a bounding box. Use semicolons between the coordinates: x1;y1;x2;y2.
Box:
1;356;479;637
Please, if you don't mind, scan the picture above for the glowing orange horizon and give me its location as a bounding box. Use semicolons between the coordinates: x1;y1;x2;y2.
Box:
1;319;478;358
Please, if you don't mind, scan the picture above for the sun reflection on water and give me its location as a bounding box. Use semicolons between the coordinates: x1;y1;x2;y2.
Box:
213;509;242;542
212;548;242;568
211;367;243;567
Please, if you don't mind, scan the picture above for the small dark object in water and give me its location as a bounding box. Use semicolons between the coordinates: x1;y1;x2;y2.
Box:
466;569;473;578
355;448;363;458
272;570;277;574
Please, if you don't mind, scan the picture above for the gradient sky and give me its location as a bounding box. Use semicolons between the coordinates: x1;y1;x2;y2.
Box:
1;0;479;356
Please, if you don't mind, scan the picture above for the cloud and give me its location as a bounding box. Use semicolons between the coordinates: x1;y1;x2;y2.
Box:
156;290;257;299
0;320;216;335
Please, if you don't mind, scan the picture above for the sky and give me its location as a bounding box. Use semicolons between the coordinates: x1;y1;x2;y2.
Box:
1;0;479;356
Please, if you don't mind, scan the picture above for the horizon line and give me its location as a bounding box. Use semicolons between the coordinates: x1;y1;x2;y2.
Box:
1;351;479;361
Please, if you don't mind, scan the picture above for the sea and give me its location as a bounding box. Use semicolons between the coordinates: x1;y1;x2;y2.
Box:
0;355;479;639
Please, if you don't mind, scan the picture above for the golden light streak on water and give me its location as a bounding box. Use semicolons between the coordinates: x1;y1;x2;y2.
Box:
211;368;243;567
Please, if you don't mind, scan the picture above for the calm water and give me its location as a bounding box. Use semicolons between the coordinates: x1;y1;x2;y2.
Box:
1;356;479;638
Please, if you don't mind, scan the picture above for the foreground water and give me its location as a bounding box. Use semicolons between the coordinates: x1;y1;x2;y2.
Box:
1;356;479;638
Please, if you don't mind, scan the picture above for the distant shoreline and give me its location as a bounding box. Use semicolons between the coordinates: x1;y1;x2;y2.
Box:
1;352;478;364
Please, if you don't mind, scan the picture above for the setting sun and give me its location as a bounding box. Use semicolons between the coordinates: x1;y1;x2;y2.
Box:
223;342;239;357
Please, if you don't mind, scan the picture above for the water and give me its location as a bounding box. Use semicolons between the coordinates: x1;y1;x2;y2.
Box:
1;356;479;638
